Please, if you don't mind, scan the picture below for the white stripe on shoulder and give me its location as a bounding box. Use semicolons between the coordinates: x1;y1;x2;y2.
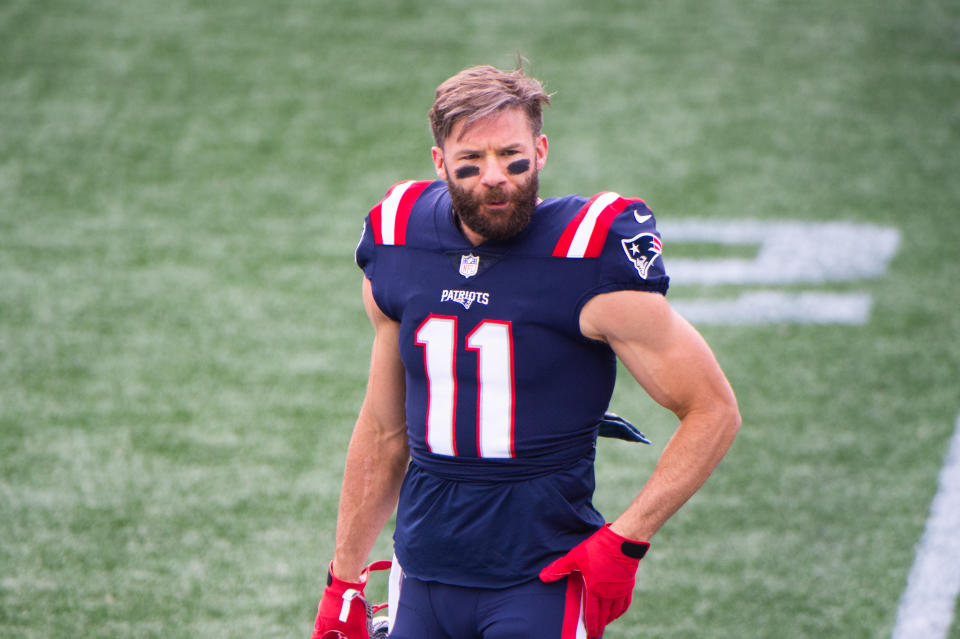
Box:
566;192;620;258
380;180;417;246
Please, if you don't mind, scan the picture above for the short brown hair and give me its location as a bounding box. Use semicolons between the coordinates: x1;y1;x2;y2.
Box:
428;65;551;148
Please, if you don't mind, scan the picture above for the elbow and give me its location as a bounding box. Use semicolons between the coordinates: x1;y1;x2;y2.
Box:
722;396;742;443
676;394;740;449
699;393;741;446
726;394;742;430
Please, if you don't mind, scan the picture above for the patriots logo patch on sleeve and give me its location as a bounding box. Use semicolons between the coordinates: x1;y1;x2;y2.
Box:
621;233;663;280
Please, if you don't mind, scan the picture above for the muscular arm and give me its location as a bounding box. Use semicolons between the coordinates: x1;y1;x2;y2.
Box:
580;290;741;541
331;277;409;582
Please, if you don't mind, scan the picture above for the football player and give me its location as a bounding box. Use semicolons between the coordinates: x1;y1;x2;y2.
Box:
310;64;740;639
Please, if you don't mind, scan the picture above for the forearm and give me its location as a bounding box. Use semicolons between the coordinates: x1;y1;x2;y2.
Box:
610;403;740;541
332;411;409;581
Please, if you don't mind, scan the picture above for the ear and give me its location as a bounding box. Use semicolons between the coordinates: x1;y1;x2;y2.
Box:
535;134;548;171
431;146;447;181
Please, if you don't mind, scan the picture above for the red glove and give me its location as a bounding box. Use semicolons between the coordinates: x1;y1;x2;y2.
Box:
539;525;650;638
311;561;390;639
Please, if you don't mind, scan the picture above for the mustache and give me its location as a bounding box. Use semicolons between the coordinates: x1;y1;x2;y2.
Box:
483;188;509;203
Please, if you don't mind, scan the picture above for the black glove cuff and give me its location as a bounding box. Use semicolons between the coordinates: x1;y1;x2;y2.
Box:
621;540;651;559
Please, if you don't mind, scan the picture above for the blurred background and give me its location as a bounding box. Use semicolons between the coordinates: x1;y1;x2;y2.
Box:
2;1;958;636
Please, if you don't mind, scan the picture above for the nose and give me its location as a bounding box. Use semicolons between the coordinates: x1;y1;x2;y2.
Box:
479;155;507;188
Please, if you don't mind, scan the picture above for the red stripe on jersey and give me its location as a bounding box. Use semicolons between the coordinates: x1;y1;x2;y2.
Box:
582;197;636;258
393;180;431;245
552;192;605;257
561;574;586;639
370;203;384;245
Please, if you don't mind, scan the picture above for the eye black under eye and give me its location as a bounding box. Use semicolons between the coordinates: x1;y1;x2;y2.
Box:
455;166;480;179
507;159;531;175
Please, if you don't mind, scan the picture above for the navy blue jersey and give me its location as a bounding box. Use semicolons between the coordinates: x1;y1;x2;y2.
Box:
355;180;669;587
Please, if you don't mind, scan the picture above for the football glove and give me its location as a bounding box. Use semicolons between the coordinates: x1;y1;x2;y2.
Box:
311;560;391;639
539;524;649;639
597;411;651;444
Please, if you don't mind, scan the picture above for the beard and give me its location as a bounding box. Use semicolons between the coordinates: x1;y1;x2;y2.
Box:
447;170;540;243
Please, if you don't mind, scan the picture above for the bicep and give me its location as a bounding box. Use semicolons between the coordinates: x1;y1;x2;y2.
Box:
580;291;735;418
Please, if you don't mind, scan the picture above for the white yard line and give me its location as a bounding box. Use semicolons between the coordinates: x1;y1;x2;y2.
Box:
891;411;960;639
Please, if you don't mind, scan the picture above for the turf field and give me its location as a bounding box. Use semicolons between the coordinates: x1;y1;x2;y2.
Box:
2;1;959;637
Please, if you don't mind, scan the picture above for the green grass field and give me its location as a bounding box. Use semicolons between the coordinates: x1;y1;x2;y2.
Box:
2;1;959;637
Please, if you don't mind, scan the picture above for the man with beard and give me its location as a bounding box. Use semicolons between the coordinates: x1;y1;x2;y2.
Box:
310;65;740;639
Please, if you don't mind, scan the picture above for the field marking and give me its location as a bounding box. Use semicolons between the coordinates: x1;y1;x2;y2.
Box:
660;220;900;285
659;219;900;325
671;291;872;326
891;411;960;639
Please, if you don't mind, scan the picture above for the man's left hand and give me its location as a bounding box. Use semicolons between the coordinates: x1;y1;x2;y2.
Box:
539;524;650;638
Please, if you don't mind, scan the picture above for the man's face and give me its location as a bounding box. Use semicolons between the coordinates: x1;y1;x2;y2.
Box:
432;107;548;244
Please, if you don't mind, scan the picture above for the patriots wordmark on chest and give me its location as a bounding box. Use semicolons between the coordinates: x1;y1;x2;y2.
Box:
459;253;480;278
440;289;491;309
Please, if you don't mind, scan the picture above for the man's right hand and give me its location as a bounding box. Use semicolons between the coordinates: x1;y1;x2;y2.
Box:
310;562;372;639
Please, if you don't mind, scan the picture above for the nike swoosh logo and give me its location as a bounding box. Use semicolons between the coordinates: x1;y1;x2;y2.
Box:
634;211;652;224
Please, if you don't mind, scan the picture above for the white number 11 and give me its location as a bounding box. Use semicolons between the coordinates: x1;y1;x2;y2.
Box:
415;316;515;458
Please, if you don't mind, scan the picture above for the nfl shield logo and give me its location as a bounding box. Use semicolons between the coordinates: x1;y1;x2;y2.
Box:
459;254;480;278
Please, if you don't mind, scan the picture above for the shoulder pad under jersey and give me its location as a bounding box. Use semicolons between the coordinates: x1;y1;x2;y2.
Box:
367;180;436;246
551;192;648;258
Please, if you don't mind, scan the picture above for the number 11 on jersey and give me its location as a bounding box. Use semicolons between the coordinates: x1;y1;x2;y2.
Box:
415;316;516;458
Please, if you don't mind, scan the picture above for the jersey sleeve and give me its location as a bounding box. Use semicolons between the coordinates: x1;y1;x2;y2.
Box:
354;213;406;321
354;180;437;322
354;217;376;279
601;200;669;292
591;199;669;297
548;192;669;326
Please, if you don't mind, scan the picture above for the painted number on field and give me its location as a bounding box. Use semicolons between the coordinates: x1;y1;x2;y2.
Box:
660;220;901;325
